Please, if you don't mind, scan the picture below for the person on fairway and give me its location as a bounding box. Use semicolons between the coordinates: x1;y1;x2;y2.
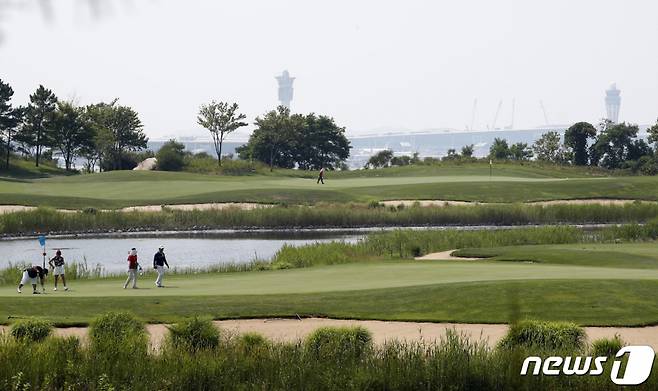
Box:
17;266;48;294
317;167;325;184
48;250;68;291
153;245;169;287
123;248;140;289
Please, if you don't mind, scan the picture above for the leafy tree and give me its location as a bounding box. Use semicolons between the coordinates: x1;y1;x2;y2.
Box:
489;138;510;159
52;101;94;170
197;101;247;167
590;122;639;169
238;106;302;170
110;104;148;170
86;101;148;170
564;122;596;166
0;79;22;169
295;114;350;170
391;155;412;166
533;131;565;163
443;149;458;160
461;144;474;158
647;118;658;150
156;139;186;171
22;85;58;167
509;142;533;161
365;149;394;169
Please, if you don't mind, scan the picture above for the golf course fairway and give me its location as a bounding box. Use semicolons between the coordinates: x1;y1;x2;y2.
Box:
4;164;658;208
2;259;658;326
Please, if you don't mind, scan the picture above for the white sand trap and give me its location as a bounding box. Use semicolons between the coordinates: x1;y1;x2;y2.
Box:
415;249;484;261
3;318;658;351
0;203;274;215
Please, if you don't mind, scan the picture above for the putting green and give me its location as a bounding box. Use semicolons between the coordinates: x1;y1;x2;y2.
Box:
1;167;650;208
3;260;658;298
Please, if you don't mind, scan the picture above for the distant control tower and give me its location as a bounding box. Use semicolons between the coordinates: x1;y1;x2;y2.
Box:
275;70;295;109
605;83;621;123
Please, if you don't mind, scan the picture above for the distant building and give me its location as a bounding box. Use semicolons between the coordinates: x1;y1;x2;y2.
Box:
605;83;621;123
275;70;295;108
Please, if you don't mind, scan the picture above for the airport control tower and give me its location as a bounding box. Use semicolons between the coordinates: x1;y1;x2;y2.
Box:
275;70;295;108
605;83;621;123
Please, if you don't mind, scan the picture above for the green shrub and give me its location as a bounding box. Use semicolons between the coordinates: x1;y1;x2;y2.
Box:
236;332;269;354
591;334;625;357
156;140;186;171
498;320;585;351
10;319;53;341
167;317;220;352
88;312;148;385
305;326;372;360
89;312;146;345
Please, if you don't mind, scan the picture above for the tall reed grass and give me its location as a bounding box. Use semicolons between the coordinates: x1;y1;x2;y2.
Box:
3;202;658;235
271;222;658;268
0;313;654;390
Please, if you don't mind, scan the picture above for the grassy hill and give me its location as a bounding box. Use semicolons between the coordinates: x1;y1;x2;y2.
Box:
0;155;70;179
0;162;655;209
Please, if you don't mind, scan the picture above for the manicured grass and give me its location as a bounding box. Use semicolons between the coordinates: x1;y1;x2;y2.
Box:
0;156;69;179
453;243;658;269
2;256;658;325
0;163;656;208
1;279;657;327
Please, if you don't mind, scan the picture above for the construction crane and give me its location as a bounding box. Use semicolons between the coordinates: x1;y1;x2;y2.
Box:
539;100;550;126
506;98;516;129
469;98;478;131
491;99;503;130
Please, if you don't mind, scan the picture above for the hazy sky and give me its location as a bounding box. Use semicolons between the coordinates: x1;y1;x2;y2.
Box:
1;0;657;140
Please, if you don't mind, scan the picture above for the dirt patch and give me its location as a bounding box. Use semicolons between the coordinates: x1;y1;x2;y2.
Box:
415;249;484;261
2;319;657;351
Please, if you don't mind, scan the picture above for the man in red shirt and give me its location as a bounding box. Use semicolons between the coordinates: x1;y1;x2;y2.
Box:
123;248;140;289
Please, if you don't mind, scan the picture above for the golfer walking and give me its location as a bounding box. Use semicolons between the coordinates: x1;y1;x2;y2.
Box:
317;167;325;184
153;245;169;288
123;248;140;289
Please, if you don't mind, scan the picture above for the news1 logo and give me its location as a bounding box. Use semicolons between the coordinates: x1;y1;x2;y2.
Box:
521;346;655;385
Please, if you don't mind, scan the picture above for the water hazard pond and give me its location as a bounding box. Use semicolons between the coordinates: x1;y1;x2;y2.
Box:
0;231;364;273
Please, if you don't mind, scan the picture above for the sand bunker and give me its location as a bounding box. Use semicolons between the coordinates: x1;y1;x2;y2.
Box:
0;203;274;215
2;318;657;351
415;249;483;261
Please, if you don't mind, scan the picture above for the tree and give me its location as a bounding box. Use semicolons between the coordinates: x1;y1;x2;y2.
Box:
564;122;597;166
85;101;148;170
590;122;639;169
156;139;186;171
365;149;394;169
647;118;658;150
461;144;474;158
489;138;510;159
52;101;94;170
0;79;22;169
294;114;350;170
533;131;565;163
509;142;533;161
22;85;58;167
237;106;302;170
197;101;247;167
